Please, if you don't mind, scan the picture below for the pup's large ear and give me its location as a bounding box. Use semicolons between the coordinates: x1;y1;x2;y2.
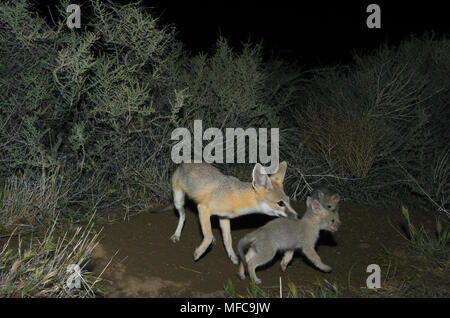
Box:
270;161;287;185
317;189;324;200
252;163;272;190
306;196;313;207
330;193;341;204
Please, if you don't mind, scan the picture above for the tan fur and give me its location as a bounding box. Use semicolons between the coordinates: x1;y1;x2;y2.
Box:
168;162;297;264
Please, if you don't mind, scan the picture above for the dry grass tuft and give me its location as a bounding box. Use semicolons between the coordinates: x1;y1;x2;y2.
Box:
0;217;102;297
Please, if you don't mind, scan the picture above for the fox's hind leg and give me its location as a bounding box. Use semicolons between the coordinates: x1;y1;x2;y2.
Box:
170;186;185;242
238;247;254;280
238;247;255;280
219;218;239;264
193;204;215;261
247;247;276;285
238;261;246;280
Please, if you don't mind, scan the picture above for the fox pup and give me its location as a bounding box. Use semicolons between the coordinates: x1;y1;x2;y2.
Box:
310;187;340;214
167;161;297;264
238;187;341;284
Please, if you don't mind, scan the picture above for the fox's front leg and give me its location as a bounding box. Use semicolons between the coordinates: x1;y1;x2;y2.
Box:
280;250;294;272
302;247;332;272
193;204;215;261
170;187;185;242
219;218;239;264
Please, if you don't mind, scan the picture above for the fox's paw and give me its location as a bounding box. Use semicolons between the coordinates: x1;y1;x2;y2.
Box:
193;248;204;261
170;234;180;243
194;246;206;261
320;264;332;273
230;254;239;265
252;277;262;285
238;263;246;280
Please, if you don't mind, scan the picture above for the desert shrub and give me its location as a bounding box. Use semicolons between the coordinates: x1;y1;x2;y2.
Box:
263;59;306;127
0;219;101;297
287;35;450;213
0;169;71;233
0;0;303;215
59;0;183;208
0;0;182;212
400;207;449;269
0;0;61;176
167;39;303;179
170;38;279;128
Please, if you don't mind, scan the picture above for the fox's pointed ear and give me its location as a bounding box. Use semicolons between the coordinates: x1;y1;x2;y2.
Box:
270;161;287;185
306;196;312;207
331;193;341;203
252;163;272;190
317;189;324;200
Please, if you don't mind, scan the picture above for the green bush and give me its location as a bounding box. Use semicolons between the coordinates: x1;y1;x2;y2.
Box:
0;0;178;213
0;0;302;215
170;38;278;128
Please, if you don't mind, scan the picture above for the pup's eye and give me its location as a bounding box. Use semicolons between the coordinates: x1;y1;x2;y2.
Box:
332;219;335;223
327;205;332;209
277;201;285;207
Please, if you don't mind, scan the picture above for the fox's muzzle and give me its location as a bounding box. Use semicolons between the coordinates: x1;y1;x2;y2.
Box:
274;210;287;217
285;203;298;218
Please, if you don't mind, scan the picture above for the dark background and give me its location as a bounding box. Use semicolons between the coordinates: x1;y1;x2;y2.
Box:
146;1;449;67
35;0;450;68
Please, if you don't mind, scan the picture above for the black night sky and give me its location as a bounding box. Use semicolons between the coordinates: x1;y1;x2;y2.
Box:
35;0;449;68
145;1;449;67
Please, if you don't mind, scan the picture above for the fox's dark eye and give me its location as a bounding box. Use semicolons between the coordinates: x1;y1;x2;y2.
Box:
328;205;332;209
277;201;285;207
332;219;335;223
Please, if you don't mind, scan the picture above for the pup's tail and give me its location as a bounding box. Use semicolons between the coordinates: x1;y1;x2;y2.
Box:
151;204;174;213
237;234;256;271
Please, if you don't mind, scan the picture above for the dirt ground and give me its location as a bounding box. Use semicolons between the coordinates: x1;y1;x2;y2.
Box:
89;201;450;298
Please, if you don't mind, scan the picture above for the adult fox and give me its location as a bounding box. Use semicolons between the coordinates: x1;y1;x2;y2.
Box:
161;161;297;264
